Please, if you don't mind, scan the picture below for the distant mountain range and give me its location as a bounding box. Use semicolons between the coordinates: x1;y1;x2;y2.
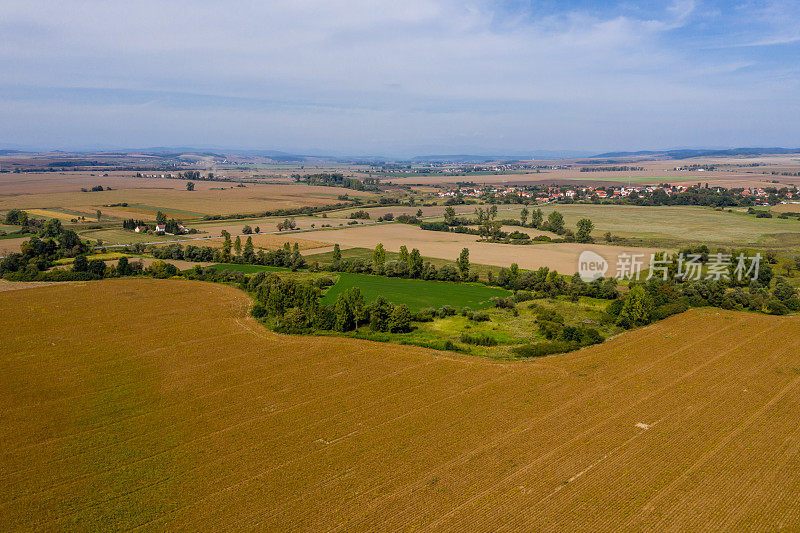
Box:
592;147;800;160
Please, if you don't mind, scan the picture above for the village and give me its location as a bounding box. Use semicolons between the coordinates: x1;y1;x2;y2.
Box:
437;183;795;206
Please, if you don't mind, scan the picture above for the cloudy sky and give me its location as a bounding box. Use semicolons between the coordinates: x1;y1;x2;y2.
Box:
1;0;798;156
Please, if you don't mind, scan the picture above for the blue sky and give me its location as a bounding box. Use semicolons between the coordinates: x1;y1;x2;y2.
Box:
1;0;798;156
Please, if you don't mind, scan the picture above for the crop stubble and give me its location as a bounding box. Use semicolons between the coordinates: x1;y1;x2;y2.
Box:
1;279;799;531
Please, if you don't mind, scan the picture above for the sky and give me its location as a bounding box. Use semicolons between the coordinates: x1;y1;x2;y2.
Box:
1;0;798;157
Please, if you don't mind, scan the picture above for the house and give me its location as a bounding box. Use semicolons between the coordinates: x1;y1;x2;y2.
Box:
155;224;166;233
134;225;147;233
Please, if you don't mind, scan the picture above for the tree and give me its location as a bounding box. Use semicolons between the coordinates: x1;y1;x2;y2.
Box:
368;296;394;332
489;204;498;220
520;206;529;226
95;209;102;222
399;245;409;263
409;248;423;278
373;243;386;266
42;218;62;238
186;181;195;191
291;242;303;268
242;225;253;234
546;211;565;234
243;236;255;261
457;247;470;279
617;285;654;328
156;211;167;225
88;259;106;277
117;256;129;276
221;230;232;261
444;206;456;225
72;254;88;272
234;236;242;255
4;208;28;226
388;304;412;333
334;295;353;331
531;208;543;229
416;208;423;218
576;218;594;243
332;243;342;262
254;226;260;234
334;287;364;331
347;287;365;328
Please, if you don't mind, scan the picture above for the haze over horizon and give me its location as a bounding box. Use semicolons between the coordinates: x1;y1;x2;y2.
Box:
1;0;799;157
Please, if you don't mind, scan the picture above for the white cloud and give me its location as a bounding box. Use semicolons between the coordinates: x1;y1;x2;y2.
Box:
0;0;797;153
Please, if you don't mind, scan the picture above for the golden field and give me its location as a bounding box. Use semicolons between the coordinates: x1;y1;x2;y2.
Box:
2;279;800;530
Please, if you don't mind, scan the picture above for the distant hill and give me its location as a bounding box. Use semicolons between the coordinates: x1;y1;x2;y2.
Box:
410;150;592;163
592;147;800;160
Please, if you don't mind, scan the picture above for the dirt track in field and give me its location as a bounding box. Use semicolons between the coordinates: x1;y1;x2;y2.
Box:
2;279;800;530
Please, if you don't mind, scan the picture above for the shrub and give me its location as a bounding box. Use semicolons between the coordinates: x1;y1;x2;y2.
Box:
459;333;498;346
470;311;490;322
512;341;575;358
766;298;789;315
251;303;267;318
436;305;456;318
651;301;689;320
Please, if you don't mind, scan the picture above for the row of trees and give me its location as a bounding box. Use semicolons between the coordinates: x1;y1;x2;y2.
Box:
439;206;594;243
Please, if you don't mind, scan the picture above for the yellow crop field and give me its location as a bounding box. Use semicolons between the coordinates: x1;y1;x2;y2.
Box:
2;279;800;530
24;208;82;221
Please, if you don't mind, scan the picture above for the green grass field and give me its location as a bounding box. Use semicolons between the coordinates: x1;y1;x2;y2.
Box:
319;272;511;311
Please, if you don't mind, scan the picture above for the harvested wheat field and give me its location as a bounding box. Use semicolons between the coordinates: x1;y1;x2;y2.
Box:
2;279;800;530
312;223;663;273
0;173;375;218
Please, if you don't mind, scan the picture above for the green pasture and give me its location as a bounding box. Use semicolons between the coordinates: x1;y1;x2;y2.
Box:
319;272;511;311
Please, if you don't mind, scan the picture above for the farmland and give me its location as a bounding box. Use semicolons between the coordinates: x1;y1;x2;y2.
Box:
466;204;800;249
319;272;511;311
2;279;800;530
309;222;664;274
0;172;376;219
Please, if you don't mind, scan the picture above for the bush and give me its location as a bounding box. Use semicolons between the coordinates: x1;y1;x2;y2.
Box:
513;290;534;303
651;301;689;320
420;221;451;232
766;298;789;315
512;341;575;358
459;333;498;346
411;307;435;322
470;311;490;322
560;326;604;346
388;304;412;333
251;303;267;318
493;296;515;309
436;305;456;318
